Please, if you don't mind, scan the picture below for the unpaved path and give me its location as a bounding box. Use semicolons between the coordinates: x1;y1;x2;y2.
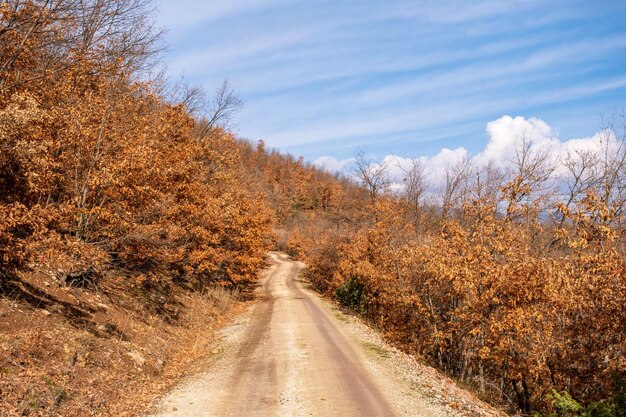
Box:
148;253;503;417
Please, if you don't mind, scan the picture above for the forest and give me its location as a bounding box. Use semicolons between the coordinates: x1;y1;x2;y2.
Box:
1;1;624;416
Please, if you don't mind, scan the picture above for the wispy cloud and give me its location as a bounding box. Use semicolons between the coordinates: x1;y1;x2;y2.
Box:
156;0;626;161
157;0;294;32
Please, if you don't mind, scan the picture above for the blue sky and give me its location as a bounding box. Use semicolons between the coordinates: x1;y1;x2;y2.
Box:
155;0;626;167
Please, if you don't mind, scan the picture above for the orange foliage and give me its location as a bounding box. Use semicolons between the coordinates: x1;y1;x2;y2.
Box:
278;164;626;414
1;2;271;290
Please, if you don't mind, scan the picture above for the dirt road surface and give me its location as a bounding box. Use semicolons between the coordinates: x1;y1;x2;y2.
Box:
148;252;502;417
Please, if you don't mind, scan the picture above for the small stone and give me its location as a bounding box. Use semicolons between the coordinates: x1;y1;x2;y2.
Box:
128;350;146;367
41;309;51;316
154;359;165;373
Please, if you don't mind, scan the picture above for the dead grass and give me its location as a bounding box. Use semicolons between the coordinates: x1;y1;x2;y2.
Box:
360;341;390;359
0;272;248;416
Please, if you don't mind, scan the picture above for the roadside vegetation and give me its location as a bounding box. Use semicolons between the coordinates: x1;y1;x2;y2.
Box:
282;137;626;415
0;1;272;414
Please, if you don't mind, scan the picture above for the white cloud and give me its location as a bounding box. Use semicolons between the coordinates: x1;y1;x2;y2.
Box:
561;131;605;155
313;115;617;192
313;156;353;172
313;146;468;186
477;116;618;181
424;147;469;183
478;115;557;167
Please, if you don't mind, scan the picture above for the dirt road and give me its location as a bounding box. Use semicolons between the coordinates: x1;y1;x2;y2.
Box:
149;253;501;417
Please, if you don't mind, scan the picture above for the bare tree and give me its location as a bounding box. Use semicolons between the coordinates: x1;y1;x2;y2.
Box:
503;132;557;221
192;79;245;138
595;114;626;223
206;79;244;130
558;146;598;226
353;147;390;210
441;156;471;219
397;158;426;232
463;160;506;218
168;73;205;114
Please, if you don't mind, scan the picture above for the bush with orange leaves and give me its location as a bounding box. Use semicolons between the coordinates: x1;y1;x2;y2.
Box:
302;182;625;414
0;2;272;289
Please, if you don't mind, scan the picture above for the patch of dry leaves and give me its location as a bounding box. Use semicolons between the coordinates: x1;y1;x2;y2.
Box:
0;272;247;416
